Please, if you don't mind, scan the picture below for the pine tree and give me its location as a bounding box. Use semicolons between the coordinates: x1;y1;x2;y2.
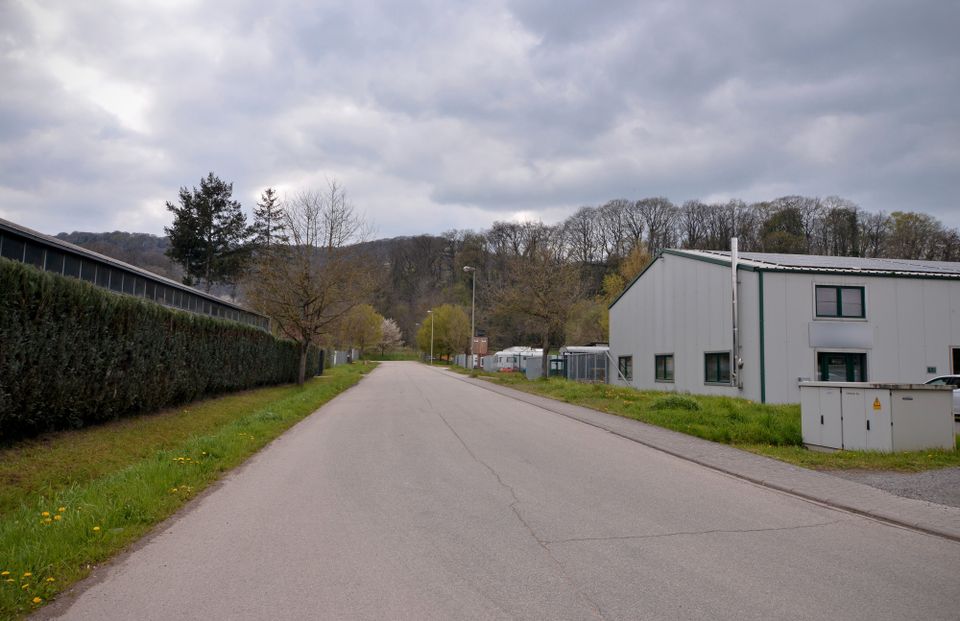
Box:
164;172;252;291
252;187;288;249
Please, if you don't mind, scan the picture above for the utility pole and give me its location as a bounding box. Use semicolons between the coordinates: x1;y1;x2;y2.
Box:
463;266;476;369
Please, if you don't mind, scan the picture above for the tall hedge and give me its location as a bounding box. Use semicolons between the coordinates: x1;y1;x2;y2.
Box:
0;258;311;442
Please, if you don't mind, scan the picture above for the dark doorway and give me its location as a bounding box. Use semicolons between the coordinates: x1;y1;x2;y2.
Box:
952;348;960;374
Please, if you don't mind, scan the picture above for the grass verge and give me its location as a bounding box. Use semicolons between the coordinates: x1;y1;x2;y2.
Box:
0;364;372;619
456;368;960;472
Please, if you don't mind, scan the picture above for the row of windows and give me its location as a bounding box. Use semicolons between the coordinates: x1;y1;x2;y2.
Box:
618;352;731;385
0;231;269;330
617;351;869;385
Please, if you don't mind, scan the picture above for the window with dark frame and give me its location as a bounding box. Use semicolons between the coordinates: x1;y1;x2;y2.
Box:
618;356;633;381
44;250;64;274
655;354;674;382
63;255;81;278
23;242;44;267
80;260;96;282
815;285;865;318
0;234;24;260
704;352;731;384
817;352;866;382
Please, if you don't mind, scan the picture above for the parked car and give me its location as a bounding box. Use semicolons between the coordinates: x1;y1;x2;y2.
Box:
923;375;960;419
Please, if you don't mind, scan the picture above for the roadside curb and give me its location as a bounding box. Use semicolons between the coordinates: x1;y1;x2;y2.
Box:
445;370;960;543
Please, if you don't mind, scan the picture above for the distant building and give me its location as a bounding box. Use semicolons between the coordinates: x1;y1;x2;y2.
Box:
609;249;960;403
492;346;543;372
0;217;269;330
560;345;609;383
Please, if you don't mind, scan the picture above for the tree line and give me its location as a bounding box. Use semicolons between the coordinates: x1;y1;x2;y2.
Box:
160;174;958;377
382;195;959;375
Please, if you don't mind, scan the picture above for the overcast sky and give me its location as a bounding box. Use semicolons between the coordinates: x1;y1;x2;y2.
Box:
1;0;957;239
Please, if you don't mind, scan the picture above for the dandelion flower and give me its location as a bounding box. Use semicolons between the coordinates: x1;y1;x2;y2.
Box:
4;579;13;583
0;571;8;576
45;577;55;583
21;584;29;590
22;573;32;578
32;596;42;604
40;512;50;517
58;507;66;513
92;526;101;532
43;518;52;524
53;515;62;521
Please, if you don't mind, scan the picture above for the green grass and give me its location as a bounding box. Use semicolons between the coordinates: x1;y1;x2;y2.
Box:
461;370;960;472
0;364;372;619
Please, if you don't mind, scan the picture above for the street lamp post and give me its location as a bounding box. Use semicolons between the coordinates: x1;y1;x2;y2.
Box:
427;309;434;365
463;266;476;369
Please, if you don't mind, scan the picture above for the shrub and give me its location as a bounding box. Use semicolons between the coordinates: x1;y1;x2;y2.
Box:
0;259;313;442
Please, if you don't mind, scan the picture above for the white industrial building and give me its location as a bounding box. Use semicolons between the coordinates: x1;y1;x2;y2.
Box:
608;249;960;404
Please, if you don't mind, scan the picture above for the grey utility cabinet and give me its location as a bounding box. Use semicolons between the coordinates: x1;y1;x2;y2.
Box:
799;382;955;452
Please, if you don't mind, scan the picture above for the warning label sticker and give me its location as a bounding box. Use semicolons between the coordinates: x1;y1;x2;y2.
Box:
872;398;882;411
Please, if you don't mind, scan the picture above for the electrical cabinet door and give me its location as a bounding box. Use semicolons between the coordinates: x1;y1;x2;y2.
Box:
864;389;892;452
800;387;821;447
801;386;843;449
840;388;866;450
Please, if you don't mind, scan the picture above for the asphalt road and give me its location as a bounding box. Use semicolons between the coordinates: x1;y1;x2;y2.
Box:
45;362;960;620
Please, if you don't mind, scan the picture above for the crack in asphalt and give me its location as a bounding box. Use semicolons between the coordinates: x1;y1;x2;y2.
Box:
542;519;848;546
412;375;607;620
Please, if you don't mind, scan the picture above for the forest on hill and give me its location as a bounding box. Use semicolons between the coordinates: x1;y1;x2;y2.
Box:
57;194;960;354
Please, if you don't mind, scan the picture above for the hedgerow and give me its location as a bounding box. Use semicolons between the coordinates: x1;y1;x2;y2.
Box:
0;258;313;441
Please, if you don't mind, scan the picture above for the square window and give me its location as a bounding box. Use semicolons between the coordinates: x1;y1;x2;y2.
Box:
655;354;674;382
815;285;865;318
705;352;731;384
45;250;64;274
815;286;837;316
0;234;25;260
80;261;97;282
63;255;81;278
24;242;44;267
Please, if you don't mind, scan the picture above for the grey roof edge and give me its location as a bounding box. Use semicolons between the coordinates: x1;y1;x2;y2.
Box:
608;248;755;310
0;217;265;317
610;248;960;309
671;248;960;278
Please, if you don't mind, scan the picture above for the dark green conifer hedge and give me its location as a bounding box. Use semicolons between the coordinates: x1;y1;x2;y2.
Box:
0;258;309;442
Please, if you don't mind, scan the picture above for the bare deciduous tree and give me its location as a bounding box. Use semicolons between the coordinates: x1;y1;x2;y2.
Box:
246;180;376;384
494;225;585;376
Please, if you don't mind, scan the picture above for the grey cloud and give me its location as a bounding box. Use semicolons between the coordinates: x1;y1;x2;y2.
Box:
0;0;957;238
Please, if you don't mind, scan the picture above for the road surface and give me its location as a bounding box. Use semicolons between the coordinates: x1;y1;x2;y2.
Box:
45;362;960;620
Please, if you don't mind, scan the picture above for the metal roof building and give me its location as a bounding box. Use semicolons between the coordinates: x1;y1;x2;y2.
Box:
609;248;960;404
0;217;269;330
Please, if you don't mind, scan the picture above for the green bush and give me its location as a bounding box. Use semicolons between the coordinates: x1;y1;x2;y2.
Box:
650;394;702;411
0;259;312;442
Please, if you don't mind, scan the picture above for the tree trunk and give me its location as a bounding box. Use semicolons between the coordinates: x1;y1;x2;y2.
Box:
298;342;308;386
